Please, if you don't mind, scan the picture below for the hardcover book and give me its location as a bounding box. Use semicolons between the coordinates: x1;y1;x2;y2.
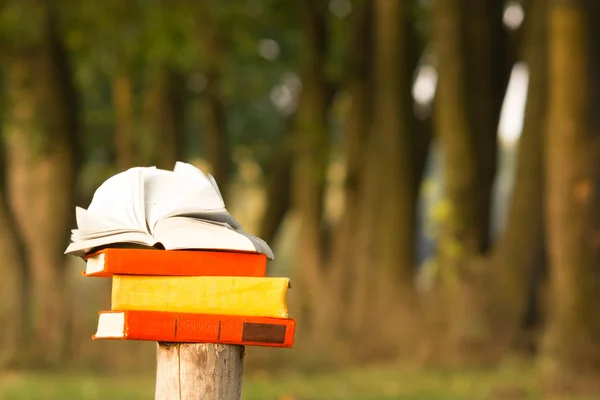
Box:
84;248;267;277
93;310;295;348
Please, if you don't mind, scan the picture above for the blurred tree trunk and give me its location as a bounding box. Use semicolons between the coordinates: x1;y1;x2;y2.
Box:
3;7;80;366
111;72;136;169
143;68;186;170
543;0;600;390
432;0;508;265
194;1;230;197
488;0;547;353
345;0;423;350
429;0;509;360
464;0;509;253
370;0;416;283
407;3;433;191
327;0;372;341
258;127;293;244
202;69;229;192
0;140;32;366
290;0;331;340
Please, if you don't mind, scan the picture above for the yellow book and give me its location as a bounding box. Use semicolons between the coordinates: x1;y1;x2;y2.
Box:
111;275;290;318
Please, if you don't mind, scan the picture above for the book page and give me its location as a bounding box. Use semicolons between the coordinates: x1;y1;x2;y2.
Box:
153;217;258;253
64;231;156;257
74;207;131;236
173;162;224;202
87;167;149;233
177;210;243;231
234;231;274;260
144;168;226;232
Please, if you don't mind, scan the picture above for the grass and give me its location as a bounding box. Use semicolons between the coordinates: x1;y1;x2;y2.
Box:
0;361;595;400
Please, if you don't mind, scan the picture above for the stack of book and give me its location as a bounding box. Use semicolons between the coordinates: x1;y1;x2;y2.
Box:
66;162;295;348
84;248;294;347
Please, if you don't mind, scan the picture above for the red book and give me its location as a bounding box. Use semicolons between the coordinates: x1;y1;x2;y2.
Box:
82;248;267;277
93;310;295;348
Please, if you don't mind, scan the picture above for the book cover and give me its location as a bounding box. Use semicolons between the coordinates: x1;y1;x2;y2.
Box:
93;310;295;348
83;248;267;278
111;275;290;318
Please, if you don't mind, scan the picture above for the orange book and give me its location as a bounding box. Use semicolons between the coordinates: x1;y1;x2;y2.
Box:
93;310;295;348
82;248;267;278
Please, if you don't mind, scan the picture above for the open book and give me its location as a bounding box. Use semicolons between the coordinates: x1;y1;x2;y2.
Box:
65;162;273;259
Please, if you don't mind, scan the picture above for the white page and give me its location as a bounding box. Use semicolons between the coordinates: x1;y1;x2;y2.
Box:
206;174;224;201
64;231;156;257
144;168;226;232
173;162;225;202
87;167;149;232
153;217;257;253
235;231;274;260
75;207;132;234
170;209;242;231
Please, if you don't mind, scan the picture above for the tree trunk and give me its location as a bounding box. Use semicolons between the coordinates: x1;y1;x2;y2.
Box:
543;0;600;390
3;7;80;366
428;0;509;361
194;1;231;196
346;0;422;350
464;0;509;253
290;1;331;340
111;72;136;169
202;69;229;193
488;0;547;353
143;69;186;170
0;140;31;366
257;128;293;245
155;343;244;400
432;0;507;266
326;0;373;341
370;0;416;283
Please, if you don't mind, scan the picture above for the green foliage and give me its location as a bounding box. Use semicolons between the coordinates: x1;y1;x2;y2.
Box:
0;1;45;49
51;0;315;172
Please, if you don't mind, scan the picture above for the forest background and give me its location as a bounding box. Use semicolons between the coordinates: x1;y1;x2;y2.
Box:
0;0;599;398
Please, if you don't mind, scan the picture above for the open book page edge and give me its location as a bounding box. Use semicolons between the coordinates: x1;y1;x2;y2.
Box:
162;209;241;231
87;167;149;231
65;231;156;257
133;168;152;234
153;217;260;255
206;174;224;201
143;168;226;233
235;231;275;260
75;207;133;233
173;162;224;202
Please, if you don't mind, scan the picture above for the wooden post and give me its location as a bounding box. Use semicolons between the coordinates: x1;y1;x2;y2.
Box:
155;342;245;400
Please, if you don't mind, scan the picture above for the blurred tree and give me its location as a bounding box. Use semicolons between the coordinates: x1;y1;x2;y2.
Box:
328;0;373;338
1;0;81;365
432;0;509;267
430;0;510;358
346;0;423;344
111;73;136;169
258;122;293;244
289;0;331;339
488;0;547;353
543;0;600;390
0;134;31;366
143;68;186;169
193;0;230;194
369;0;418;285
